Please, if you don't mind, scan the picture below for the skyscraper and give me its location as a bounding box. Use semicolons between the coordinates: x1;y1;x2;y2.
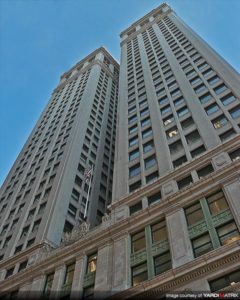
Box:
0;3;240;299
0;47;119;260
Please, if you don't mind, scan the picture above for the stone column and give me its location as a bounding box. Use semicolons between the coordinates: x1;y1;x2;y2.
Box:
166;208;194;268
30;274;46;298
223;179;240;226
112;236;130;293
70;257;85;299
50;265;66;299
94;243;113;299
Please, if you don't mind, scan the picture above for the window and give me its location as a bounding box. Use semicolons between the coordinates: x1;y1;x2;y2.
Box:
144;155;157;169
146;171;159;183
32;220;41;233
5;267;14;279
206;190;228;216
63;263;75;290
199;93;212;104
143;140;154;153
219;129;236;141
166;126;178;139
221;93;236;106
68;204;77;217
197;164;214;178
129;180;141;192
229;148;240;161
140;108;149;117
82;285;94;299
205;103;220;115
148;191;161;206
185;202;204;226
86;253;97;274
129;164;141;178
214;84;228;95
194;84;207;94
212;115;228;129
181;117;194;129
208;75;220;85
163;115;174;126
192;233;213;257
132;263;148;286
130;201;142;215
177;175;193;190
129;149;139;161
173;155;187;168
209;269;240;291
131;230;145;253
177;106;189;117
161;105;172;115
44;273;54;294
142;128;152;139
151;220;167;243
158;96;168;106
216;221;240;245
129;124;138;135
229;105;240;119
141;117;151;127
128;114;137;124
154;251;172;275
174;97;184;106
185;130;201;144
191;145;206;158
18;260;28;272
129;136;138;147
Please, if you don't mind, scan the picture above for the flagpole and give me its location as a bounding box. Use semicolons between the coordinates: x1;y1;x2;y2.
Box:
83;165;93;219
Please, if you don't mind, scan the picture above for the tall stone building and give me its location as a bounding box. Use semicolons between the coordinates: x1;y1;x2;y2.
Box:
0;47;119;260
0;2;240;299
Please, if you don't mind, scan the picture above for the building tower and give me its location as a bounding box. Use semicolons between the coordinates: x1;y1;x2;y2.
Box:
0;3;240;299
0;47;119;260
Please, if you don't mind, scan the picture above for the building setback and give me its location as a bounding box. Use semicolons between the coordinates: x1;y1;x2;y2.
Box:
0;2;240;299
0;47;119;260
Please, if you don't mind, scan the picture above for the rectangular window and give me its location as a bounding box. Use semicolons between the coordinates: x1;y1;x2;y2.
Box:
209;269;240;291
212;115;228;129
144;155;157;169
161;105;172;115
185;130;201;144
131;230;146;253
129;149;140;161
143;140;154;153
129;136;138;147
192;233;213;257
208;75;220;85
177;106;189;117
197;164;214;178
191;145;206;158
129;164;141;178
221;93;236;106
177;175;193;190
173;155;187;168
132;263;148;287
154;251;172;275
44;273;54;294
142;128;152;139
151;220;167;243
63;263;75;290
229;105;240;119
194;84;207;94
86;253;97;274
214;84;228;95
141;118;151;127
130;201;142;215
163;115;174;126
205;103;220;115
166;126;178;139
129;180;141;192
199;93;212;104
185;202;204;226
216;221;240;245
148;191;161;206
129;124;138;135
219;129;236;141
206;190;228;215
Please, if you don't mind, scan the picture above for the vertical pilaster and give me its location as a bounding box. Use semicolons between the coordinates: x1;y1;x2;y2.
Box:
50;265;66;299
94;243;113;298
70;257;85;299
166;208;194;268
30;274;46;298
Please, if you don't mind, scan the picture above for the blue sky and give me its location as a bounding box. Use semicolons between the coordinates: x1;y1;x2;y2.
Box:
0;0;240;186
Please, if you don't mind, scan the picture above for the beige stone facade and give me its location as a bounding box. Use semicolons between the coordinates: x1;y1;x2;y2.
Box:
0;2;240;299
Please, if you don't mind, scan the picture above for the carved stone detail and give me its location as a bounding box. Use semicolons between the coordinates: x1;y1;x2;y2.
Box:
61;222;90;246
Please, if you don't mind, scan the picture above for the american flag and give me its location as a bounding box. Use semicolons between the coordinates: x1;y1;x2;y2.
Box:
84;165;93;183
